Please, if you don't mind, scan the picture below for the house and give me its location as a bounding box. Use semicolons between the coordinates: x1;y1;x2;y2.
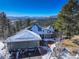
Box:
5;29;52;59
27;24;55;39
5;30;42;50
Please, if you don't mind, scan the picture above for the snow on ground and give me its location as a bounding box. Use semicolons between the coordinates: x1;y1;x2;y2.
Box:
0;41;5;59
0;42;4;49
49;43;79;59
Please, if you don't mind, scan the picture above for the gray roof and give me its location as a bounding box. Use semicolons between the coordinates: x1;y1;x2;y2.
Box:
5;30;41;43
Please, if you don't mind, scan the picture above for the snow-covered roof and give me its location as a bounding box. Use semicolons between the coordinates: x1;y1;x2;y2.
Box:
44;25;52;29
5;30;41;43
44;25;54;31
28;24;43;31
27;24;55;35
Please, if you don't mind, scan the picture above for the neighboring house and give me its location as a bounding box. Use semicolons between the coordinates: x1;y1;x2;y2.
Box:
27;24;55;39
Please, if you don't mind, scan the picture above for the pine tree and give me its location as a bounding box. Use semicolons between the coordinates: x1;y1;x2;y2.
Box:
54;0;79;38
0;12;8;38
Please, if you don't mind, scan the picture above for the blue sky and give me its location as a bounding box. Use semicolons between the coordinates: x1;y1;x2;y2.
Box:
0;0;68;16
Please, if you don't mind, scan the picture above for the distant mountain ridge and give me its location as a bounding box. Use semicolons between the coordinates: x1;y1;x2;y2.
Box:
7;16;57;21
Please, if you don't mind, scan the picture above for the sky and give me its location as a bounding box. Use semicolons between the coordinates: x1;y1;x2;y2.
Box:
0;0;68;17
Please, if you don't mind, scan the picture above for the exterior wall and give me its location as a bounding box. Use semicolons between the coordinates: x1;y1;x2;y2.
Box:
7;41;40;50
40;34;55;39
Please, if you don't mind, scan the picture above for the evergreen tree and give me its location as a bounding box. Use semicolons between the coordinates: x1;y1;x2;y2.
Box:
15;21;20;31
0;12;9;38
54;0;79;38
27;18;31;26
